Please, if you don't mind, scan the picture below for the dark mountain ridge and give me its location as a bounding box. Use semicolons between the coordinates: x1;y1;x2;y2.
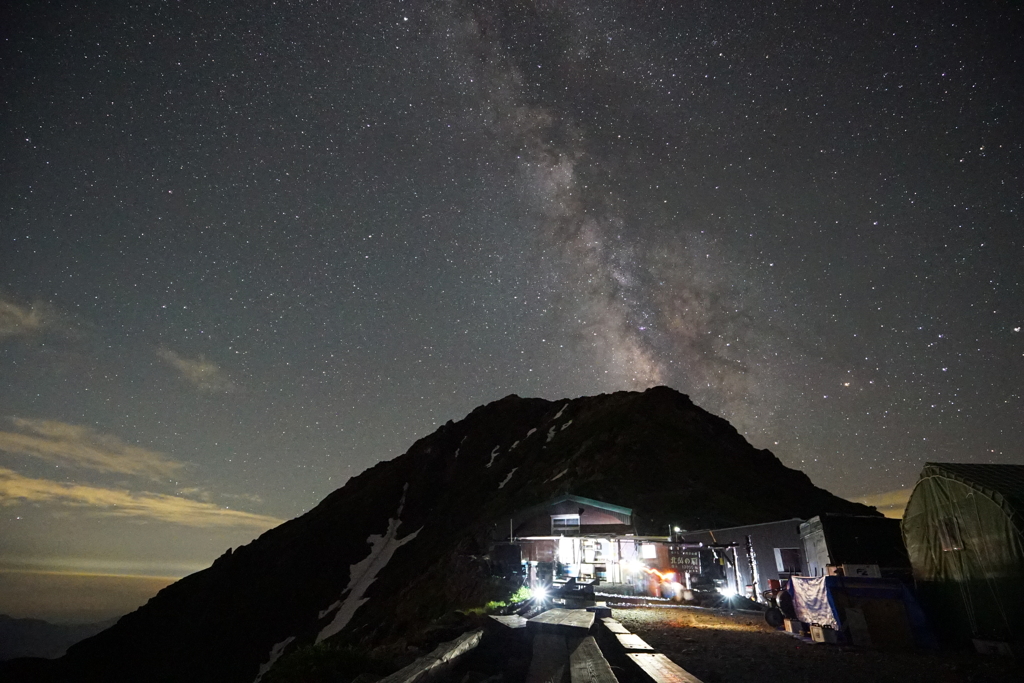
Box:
0;615;118;661
3;386;875;683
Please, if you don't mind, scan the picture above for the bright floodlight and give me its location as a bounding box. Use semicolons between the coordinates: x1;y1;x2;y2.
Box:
530;586;548;601
717;586;737;598
621;559;646;574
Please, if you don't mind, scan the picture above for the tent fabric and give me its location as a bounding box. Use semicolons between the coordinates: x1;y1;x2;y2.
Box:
913;462;1024;538
902;462;1024;652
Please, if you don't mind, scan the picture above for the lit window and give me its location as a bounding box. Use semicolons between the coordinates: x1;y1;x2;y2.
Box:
551;514;580;535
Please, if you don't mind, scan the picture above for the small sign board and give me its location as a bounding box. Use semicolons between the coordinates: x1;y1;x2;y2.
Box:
668;544;701;574
827;564;881;578
810;624;839;644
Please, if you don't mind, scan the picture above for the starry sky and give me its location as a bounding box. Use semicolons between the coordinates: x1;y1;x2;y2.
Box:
1;0;1021;622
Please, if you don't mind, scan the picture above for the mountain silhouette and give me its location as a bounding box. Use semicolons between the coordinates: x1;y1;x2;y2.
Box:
0;615;118;661
2;387;874;682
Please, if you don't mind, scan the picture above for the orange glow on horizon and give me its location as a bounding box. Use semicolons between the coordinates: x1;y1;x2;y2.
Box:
0;569;177;623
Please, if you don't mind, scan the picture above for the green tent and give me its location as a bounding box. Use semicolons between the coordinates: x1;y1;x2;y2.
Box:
902;462;1024;654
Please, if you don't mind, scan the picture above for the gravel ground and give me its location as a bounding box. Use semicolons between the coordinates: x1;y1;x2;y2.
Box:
614;606;1021;683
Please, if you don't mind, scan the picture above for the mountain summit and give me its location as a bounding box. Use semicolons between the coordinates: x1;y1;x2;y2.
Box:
6;387;873;682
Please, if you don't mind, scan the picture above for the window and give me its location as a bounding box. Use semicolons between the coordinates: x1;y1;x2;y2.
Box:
551;514;580;535
774;548;802;574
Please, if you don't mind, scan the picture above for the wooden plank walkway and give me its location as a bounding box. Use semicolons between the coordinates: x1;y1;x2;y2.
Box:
601;618;631;635
528;608;596;636
627;653;704;683
614;633;654;652
569;636;618;683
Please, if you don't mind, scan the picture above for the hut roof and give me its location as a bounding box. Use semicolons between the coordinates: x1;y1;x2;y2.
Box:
511;494;633;526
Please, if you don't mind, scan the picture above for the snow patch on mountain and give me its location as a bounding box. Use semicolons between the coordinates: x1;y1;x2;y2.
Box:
253;636;295;683
552;403;568;420
316;484;421;644
486;445;500;468
498;468;517;489
546;468;569;483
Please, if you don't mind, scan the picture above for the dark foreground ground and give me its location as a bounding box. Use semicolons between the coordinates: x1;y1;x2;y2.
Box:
614;607;1021;683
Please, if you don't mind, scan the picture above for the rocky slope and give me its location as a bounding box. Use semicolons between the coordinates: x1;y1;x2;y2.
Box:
2;386;874;683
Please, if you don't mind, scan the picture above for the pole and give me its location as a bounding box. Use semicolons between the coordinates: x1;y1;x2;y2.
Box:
732;546;742;599
745;535;760;602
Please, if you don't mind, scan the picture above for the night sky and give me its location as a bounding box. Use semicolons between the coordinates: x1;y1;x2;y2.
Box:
1;0;1021;622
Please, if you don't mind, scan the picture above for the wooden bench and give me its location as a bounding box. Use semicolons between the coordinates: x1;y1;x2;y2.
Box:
526;632;568;683
378;629;484;683
569;635;618;683
489;614;529;630
528;608;596;637
627;652;704;683
487;614;530;644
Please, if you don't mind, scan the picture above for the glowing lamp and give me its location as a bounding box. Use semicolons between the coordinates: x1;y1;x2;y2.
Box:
620;559;646;575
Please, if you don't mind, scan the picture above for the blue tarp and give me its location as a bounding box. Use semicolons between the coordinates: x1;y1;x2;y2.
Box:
786;576;937;648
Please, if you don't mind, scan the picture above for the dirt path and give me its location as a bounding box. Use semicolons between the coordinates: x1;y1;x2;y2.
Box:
614;606;1020;683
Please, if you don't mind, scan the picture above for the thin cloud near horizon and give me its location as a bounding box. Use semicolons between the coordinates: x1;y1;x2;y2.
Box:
0;466;284;530
0;568;188;581
0;556;211;579
0;417;183;480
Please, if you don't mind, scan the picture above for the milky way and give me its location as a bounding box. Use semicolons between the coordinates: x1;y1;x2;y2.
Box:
0;0;1021;620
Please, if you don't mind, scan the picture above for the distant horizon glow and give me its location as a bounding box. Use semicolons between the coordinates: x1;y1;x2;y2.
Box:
0;570;178;624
